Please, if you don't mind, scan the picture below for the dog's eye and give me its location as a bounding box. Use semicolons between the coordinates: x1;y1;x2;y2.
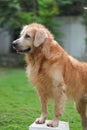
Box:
25;34;30;39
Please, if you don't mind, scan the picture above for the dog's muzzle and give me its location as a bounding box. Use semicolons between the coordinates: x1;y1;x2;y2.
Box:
12;40;31;53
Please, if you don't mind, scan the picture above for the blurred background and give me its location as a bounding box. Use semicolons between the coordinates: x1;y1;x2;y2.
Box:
0;0;87;67
0;1;87;130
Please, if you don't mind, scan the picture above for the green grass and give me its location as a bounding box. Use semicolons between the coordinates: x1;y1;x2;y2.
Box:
0;68;82;130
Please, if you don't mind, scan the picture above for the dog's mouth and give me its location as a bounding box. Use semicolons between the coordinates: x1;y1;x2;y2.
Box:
17;47;31;53
13;46;31;53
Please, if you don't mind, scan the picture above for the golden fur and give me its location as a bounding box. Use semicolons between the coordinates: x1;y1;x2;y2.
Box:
13;23;87;129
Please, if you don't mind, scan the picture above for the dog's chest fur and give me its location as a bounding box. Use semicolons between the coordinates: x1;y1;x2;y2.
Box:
26;63;57;86
26;59;63;98
26;63;52;97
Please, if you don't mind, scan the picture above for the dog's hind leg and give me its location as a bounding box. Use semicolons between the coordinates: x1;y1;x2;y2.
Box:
76;99;87;130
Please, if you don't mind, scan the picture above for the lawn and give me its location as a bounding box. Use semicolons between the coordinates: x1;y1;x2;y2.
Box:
0;68;82;130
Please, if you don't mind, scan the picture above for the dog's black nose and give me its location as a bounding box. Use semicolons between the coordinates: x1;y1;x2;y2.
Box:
12;40;17;47
12;40;18;51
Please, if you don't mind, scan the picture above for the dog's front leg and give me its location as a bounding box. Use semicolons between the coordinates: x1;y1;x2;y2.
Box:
47;83;66;127
35;94;48;124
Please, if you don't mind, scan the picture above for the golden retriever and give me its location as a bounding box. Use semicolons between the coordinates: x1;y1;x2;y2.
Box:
12;23;87;130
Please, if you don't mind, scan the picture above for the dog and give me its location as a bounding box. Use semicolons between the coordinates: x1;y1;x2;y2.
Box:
12;23;87;130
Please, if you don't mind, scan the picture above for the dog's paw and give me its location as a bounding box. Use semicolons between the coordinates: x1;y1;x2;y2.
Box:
35;118;45;124
47;120;59;127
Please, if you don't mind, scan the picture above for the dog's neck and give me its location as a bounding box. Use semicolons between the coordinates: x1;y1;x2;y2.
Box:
25;46;45;67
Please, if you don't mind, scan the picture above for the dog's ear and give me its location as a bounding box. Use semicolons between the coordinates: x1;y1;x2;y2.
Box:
34;29;48;47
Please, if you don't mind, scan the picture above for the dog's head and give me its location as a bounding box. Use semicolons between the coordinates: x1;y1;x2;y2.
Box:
12;23;49;54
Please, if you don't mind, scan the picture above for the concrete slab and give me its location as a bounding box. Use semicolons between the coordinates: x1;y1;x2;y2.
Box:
29;120;69;130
